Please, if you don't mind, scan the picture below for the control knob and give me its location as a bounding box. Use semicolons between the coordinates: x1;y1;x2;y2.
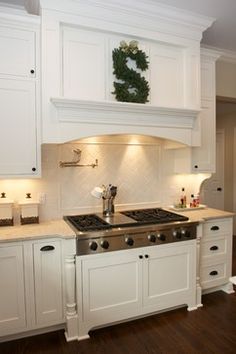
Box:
148;234;156;243
100;240;109;249
173;230;181;239
89;241;98;251
125;237;134;246
157;233;166;241
181;229;191;238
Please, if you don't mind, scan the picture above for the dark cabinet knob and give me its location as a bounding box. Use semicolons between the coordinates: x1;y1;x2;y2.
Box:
211;225;219;231
40;245;55;252
89;241;98;251
145;254;149;258
194;165;198;169
30;69;35;74
217;187;222;191
210;245;219;251
139;255;143;259
32;167;36;172
100;240;109;249
209;270;218;276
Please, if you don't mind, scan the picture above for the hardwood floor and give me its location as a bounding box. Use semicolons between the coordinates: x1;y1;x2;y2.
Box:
1;237;236;354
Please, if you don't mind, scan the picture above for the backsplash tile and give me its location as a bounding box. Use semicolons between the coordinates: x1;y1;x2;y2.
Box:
0;141;209;223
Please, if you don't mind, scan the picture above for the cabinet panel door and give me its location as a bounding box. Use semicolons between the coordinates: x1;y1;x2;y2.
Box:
0;78;37;176
33;241;63;326
192;99;215;172
143;243;196;310
81;250;142;325
0;245;26;335
62;26;106;100
149;44;184;106
0;26;35;78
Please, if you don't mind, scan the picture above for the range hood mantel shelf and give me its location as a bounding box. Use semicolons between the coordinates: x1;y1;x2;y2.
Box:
51;98;199;127
50;98;200;144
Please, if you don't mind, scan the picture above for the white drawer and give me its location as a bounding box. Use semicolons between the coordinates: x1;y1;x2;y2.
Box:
200;262;228;289
201;237;227;259
203;218;232;237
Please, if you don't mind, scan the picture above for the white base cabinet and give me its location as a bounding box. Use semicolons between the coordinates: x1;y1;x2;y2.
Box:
33;240;63;326
0;245;26;335
77;240;196;339
200;218;234;293
0;239;65;339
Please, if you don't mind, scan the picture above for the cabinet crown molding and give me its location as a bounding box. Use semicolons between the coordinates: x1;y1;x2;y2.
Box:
39;0;214;41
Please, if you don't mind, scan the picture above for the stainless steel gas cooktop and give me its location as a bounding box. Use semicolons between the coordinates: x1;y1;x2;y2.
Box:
64;208;197;256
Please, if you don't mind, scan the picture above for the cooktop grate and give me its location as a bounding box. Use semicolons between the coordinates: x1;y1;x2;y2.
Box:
66;214;111;231
120;208;189;223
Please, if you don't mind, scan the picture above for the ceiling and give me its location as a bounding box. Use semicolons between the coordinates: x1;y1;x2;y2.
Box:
1;0;236;52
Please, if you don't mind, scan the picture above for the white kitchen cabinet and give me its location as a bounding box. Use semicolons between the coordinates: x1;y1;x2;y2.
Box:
33;240;63;326
192;99;215;172
192;49;221;173
0;78;38;176
80;250;142;327
0;10;40;177
142;242;196;311
0;25;36;79
0;244;26;335
0;238;66;339
77;240;196;338
200;217;233;292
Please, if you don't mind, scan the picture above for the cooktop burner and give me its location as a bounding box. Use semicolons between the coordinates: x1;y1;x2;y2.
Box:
121;208;188;224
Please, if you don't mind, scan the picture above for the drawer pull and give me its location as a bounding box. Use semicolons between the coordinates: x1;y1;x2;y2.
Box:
40;245;55;252
209;270;218;276
210;226;219;231
210;245;219;251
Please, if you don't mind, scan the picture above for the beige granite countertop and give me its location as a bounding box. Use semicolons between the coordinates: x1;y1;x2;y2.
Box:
0;208;234;243
168;207;235;222
0;220;76;243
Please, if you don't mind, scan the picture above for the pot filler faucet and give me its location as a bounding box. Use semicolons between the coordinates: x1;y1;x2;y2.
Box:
91;184;117;216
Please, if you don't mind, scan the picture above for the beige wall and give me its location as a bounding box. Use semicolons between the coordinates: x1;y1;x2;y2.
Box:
216;61;236;99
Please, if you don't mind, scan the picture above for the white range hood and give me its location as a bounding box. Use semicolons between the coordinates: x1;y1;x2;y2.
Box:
40;0;214;145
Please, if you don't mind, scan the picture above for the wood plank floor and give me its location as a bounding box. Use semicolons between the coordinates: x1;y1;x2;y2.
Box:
1;237;236;354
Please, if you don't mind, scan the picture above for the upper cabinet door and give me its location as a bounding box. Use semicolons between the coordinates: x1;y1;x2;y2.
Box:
62;27;106;100
0;26;35;78
149;44;184;107
0;79;38;176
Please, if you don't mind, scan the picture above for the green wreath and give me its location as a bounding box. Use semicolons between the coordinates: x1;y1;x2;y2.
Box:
112;40;150;104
